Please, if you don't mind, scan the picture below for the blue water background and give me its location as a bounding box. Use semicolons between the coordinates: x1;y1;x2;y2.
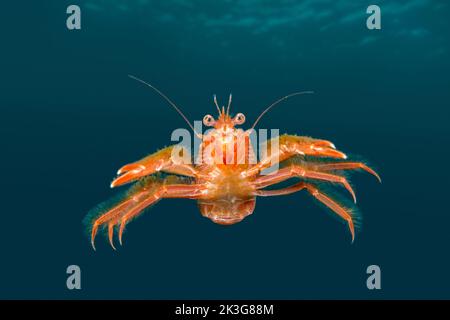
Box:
1;1;449;298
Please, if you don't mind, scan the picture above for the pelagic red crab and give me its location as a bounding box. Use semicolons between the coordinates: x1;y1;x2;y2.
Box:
85;75;380;250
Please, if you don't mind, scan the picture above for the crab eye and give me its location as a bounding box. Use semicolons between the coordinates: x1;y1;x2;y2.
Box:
203;114;215;126
233;113;246;125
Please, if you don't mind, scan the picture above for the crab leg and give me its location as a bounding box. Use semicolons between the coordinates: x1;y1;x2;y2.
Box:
108;222;116;250
255;182;355;242
111;145;198;188
116;184;204;245
90;183;204;249
314;162;381;183
253;165;357;203
243;134;346;177
254;181;309;196
90;196;145;250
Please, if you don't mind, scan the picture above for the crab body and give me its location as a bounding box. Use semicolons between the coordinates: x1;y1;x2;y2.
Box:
85;79;380;250
196;165;256;225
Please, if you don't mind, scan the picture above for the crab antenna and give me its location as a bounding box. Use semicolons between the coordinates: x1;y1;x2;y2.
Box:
213;94;221;114
226;93;232;115
128;75;201;137
249;91;314;131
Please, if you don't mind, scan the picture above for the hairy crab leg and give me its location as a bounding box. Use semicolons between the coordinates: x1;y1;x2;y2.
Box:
90;196;146;250
90;184;204;250
243;134;346;178
108;222;116;250
254;181;308;196
116;184;205;245
255;182;355;242
253;165;357;203
314;162;381;183
111;145;198;188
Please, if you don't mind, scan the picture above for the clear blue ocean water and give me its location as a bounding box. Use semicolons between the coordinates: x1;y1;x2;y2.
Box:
1;0;449;298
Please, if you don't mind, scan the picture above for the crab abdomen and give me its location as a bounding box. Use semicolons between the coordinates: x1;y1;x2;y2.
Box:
198;197;256;225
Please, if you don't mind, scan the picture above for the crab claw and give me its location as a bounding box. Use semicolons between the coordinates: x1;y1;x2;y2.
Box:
312;140;336;149
117;163;146;175
310;144;347;159
111;164;147;188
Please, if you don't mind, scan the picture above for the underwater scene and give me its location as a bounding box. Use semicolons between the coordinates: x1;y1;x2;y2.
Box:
1;0;450;299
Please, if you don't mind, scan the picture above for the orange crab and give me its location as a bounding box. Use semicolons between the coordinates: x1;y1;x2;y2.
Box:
85;75;380;250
